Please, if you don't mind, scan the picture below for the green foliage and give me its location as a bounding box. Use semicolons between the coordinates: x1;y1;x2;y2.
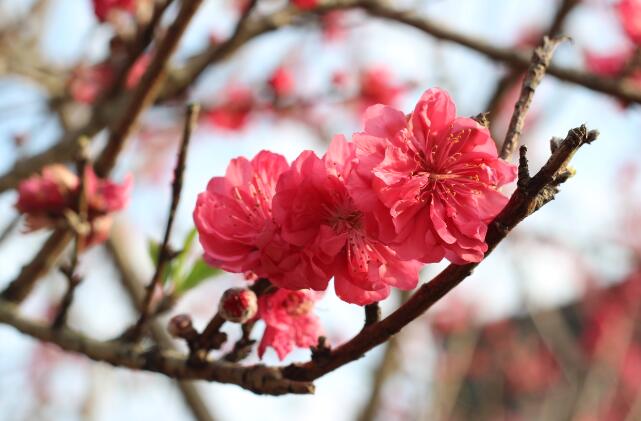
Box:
147;228;222;295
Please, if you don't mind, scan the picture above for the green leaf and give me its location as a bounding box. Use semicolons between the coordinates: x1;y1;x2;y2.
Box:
176;259;222;294
174;228;198;280
148;239;160;266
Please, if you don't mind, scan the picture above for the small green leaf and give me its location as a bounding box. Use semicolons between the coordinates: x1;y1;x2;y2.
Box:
174;228;198;280
148;240;160;266
176;259;222;294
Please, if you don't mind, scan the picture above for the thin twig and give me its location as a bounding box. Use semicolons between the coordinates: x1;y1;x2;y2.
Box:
500;36;566;159
108;224;217;421
94;0;205;176
133;104;200;338
52;138;91;328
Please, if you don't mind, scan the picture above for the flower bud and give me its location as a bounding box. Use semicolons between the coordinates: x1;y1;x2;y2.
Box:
218;288;257;323
168;314;197;339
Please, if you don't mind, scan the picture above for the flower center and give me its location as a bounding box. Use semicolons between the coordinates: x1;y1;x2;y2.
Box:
283;292;313;316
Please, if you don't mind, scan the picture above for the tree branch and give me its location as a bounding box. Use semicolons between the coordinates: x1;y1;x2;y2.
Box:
133;104;200;338
0;297;314;395
500;36;566;159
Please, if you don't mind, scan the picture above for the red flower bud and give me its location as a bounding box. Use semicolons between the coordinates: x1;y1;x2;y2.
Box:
218;288;257;323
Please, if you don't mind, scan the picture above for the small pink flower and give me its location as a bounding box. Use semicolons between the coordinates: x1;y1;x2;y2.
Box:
193;151;289;274
84;166;133;214
618;0;641;46
16;165;77;222
271;137;420;305
584;49;631;76
93;0;136;22
359;66;404;109
349;88;516;264
268;66;295;97
584;48;641;107
291;0;317;10
204;86;254;131
16;165;131;247
257;288;322;360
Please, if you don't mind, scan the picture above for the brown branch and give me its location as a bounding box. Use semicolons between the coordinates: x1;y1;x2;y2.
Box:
500;36;566;159
0;295;313;395
363;302;381;328
160;5;302;100
52;138;91;328
133;104;200;338
107;224;217;421
94;0;205;176
0;0;204;305
283;125;599;383
351;1;641;103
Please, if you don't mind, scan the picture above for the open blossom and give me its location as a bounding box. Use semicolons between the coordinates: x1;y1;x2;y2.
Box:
271;137;421;305
93;0;136;22
618;0;641;46
16;165;132;247
349;88;516;264
193;151;289;274
257;288;322;360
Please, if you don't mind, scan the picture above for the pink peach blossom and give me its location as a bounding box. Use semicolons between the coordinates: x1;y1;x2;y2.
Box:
193;151;289;274
93;0;136;22
349;88;516;264
16;165;131;247
257;288;322;360
291;0;317;10
618;0;641;46
268;66;295;97
271;137;421;305
584;49;631;76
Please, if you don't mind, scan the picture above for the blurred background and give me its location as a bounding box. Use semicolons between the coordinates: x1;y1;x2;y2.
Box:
1;0;641;420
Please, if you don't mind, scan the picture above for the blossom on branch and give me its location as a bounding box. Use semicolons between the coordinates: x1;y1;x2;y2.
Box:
16;165;132;247
193;151;289;273
349;88;516;264
257;288;322;360
92;0;137;22
618;0;641;46
194;87;514;306
271;137;420;305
